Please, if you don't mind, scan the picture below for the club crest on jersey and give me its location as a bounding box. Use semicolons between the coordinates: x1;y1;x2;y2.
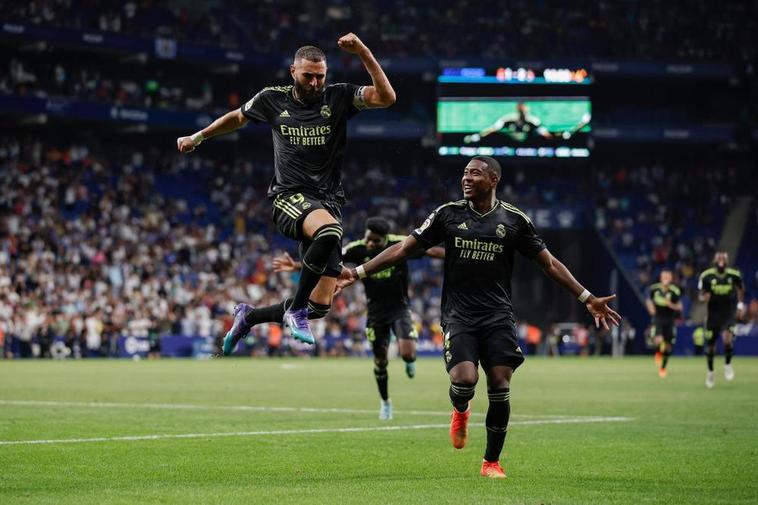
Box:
301;201;311;210
496;224;506;238
320;105;332;118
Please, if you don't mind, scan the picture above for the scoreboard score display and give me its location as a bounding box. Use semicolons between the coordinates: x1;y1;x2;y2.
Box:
437;66;592;158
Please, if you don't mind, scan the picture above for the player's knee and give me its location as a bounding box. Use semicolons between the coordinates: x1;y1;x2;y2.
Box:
401;350;416;363
449;367;478;387
374;357;388;369
306;300;330;319
302;223;343;274
314;223;342;245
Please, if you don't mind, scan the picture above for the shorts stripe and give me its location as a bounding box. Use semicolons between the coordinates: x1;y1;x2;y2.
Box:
275;199;302;219
274;201;300;220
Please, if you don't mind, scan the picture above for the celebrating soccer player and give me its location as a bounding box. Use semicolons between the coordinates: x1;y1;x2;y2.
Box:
177;33;395;349
646;269;683;378
274;217;444;419
698;252;745;388
337;156;620;479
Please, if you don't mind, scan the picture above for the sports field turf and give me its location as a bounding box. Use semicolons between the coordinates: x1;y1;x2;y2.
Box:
1;357;757;504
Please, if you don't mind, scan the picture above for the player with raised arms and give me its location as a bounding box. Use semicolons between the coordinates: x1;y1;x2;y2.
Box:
177;33;395;350
337;156;620;478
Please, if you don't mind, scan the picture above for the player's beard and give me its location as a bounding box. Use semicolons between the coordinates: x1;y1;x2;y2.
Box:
294;81;323;105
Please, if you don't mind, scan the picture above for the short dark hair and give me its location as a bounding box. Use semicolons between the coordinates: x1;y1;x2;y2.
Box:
472;155;502;180
294;45;326;63
365;216;390;236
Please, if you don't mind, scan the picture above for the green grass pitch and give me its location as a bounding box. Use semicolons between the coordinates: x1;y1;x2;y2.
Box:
1;357;757;504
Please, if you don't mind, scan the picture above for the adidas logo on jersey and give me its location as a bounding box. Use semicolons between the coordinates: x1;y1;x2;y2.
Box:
457;222;468;230
280;110;290;118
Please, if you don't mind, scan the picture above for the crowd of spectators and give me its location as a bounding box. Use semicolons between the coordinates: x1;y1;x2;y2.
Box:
1;135;755;359
0;137;453;359
590;160;754;313
2;0;756;60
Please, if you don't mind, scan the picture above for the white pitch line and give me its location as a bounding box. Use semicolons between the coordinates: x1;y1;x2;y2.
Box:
0;417;632;446
0;399;580;418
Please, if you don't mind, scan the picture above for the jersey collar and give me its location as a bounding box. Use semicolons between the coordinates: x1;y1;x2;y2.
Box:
467;199;500;218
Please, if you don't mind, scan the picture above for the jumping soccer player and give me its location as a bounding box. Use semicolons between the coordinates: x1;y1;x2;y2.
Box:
698;252;745;389
337;156;620;479
273;217;444;420
177;33;395;349
646;269;683;378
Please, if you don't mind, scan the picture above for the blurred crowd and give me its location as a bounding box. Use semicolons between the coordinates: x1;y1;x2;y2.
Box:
1;136;755;359
2;0;756;60
1;55;240;115
591;160;757;318
0;137;452;359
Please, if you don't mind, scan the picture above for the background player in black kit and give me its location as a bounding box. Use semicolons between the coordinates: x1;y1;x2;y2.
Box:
273;216;444;419
646;269;683;378
337;156;620;479
176;33;395;350
698;252;745;389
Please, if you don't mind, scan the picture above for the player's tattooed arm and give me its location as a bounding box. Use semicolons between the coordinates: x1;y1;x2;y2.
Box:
534;249;621;330
338;33;396;108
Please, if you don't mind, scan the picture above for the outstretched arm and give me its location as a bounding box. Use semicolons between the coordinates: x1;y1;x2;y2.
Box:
534;249;621;329
177;109;249;153
338;33;396;108
464;115;508;143
338;235;426;290
424;246;445;259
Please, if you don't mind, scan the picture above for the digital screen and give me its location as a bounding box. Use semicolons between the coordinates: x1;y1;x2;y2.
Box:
437;67;592;158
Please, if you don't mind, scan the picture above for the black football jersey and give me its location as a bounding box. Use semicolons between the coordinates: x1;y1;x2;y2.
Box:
412;199;546;328
241;83;366;203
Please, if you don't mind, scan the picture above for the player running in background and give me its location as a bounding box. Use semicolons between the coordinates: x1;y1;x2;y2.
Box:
646;269;683;378
273;217;444;420
698;252;745;389
177;33;395;350
337;156;620;478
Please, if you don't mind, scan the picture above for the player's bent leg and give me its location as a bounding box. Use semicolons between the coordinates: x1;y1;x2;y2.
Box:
705;341;716;388
448;361;477;449
369;328;392;419
284;214;342;344
395;317;418;378
723;331;735;381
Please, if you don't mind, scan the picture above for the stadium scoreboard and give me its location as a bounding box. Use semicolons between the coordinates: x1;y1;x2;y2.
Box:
437;66;592;158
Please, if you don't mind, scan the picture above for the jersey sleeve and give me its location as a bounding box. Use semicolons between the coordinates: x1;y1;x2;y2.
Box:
341;242;364;264
240;89;275;123
515;216;547;259
412;209;447;249
731;271;744;290
697;272;711;293
670;286;681;303
334;83;368;118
